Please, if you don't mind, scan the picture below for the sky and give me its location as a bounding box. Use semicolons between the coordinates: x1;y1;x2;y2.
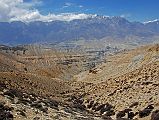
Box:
0;0;158;22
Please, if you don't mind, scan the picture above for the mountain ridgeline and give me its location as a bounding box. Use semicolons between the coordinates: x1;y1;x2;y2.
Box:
0;16;159;45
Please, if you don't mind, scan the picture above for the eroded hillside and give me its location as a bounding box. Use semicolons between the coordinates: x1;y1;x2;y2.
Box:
68;44;159;120
0;44;159;120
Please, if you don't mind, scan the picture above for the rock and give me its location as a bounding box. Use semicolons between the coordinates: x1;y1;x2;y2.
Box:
116;118;130;120
31;102;43;109
27;95;37;102
146;105;154;110
92;102;99;110
73;103;86;111
16;109;26;117
0;102;5;109
104;109;115;116
73;97;84;105
129;102;139;108
4;89;23;99
33;117;40;120
116;111;126;118
31;101;48;113
123;108;132;113
0;82;6;91
4;90;15;98
100;103;113;114
46;99;59;109
87;100;94;109
0;103;14;120
94;104;105;112
18;98;32;105
2;112;14;120
139;109;151;118
139;105;154;118
102;115;113;120
128;112;135;119
40;107;48;113
64;107;73;114
3;105;13;111
151;110;159;120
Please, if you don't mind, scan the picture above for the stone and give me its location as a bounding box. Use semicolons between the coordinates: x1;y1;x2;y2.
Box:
116;111;126;118
151;110;159;120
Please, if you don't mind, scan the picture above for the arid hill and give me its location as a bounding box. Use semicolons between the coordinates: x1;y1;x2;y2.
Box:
0;44;159;120
68;44;159;120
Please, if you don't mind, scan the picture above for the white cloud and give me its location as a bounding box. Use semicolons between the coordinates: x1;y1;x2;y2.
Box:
79;5;83;8
63;2;73;8
11;12;94;22
62;2;84;9
0;0;93;22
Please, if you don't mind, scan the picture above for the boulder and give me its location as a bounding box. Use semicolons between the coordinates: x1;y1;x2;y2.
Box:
151;110;159;120
116;111;126;118
139;105;154;118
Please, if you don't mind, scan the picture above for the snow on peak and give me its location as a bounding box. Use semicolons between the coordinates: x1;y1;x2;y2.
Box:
144;19;159;24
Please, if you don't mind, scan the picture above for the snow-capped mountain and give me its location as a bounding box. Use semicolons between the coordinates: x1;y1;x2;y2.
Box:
0;15;159;45
144;19;159;24
144;19;159;33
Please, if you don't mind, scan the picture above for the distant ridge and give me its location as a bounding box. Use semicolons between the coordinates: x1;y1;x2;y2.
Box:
0;15;159;45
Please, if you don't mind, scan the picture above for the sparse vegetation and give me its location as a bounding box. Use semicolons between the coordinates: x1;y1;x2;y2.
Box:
0;44;159;120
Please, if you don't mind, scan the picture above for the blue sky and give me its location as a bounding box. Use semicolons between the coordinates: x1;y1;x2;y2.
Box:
0;0;158;22
27;0;159;22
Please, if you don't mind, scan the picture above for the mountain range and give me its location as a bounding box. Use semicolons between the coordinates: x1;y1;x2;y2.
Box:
0;15;159;45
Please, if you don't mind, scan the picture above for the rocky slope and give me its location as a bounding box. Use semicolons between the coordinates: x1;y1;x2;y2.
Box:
67;44;159;120
0;44;159;120
0;82;105;120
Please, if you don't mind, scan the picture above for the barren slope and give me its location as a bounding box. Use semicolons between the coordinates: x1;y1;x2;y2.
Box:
68;44;159;120
0;44;159;120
